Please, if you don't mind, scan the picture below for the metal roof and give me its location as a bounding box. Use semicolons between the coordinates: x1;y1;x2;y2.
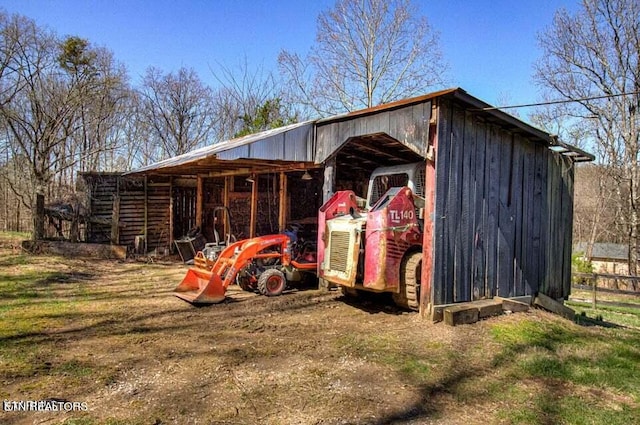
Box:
451;89;595;162
574;242;629;261
127;88;593;177
126;120;315;176
317;87;594;163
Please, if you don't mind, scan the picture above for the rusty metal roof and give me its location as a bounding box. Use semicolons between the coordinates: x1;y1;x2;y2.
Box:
318;87;594;163
126;120;315;176
128;88;593;178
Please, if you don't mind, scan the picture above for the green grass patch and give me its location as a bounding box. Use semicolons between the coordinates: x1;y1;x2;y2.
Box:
568;301;640;328
0;254;30;267
336;332;451;385
571;288;640;306
56;360;93;377
500;393;640;425
62;418;96;425
490;317;640;423
491;318;577;353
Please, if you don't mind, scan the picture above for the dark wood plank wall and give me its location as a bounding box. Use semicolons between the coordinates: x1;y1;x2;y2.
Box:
85;174;171;252
432;99;575;305
117;178;145;246
173;186;197;238
146;181;171;251
86;174;119;243
315;101;431;163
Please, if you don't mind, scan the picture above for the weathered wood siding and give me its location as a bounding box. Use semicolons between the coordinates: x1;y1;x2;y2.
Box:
146;180;171;251
431;99;574;305
84;174;171;252
315;101;431;163
117;177;145;246
85;174;119;244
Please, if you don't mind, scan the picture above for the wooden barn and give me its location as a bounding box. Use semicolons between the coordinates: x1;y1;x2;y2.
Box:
81;121;323;256
83;88;592;315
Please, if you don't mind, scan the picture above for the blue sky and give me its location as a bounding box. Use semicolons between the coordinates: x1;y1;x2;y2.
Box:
0;0;579;116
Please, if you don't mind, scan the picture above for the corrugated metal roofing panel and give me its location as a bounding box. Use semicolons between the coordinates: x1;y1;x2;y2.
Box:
127;120;315;174
574;242;629;261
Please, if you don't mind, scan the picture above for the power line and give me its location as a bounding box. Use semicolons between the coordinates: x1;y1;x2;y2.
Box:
477;91;640;111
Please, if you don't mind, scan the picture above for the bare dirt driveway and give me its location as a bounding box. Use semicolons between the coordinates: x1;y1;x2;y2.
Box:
1;240;639;425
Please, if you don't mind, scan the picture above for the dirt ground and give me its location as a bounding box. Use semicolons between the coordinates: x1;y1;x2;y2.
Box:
3;245;632;425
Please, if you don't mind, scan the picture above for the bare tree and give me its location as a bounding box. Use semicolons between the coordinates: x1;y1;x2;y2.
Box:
138;67;217;161
60;38;130;174
574;164;621;253
279;0;448;115
0;12;128;239
535;0;640;274
211;59;296;140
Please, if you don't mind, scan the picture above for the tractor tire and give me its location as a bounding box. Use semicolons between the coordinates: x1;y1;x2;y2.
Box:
236;275;253;292
257;269;286;297
393;252;421;310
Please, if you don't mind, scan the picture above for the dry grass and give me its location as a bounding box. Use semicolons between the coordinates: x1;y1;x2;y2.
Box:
1;233;639;424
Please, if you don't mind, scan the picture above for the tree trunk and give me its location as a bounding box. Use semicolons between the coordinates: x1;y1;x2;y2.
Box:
15;198;20;233
33;191;45;240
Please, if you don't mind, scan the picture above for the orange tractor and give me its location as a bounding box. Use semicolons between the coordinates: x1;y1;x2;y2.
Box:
174;228;317;305
175;161;426;307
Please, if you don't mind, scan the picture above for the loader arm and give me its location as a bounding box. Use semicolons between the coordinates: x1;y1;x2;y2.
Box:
174;234;291;305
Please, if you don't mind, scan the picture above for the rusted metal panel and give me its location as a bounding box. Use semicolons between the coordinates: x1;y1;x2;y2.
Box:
363;187;422;291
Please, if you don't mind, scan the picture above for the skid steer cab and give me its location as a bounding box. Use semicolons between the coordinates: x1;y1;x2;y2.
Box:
317;162;426;310
174;225;317;305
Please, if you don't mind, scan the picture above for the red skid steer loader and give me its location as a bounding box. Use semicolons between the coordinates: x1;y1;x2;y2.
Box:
174;232;317;305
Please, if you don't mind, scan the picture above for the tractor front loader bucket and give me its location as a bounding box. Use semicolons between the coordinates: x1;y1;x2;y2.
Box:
174;267;226;304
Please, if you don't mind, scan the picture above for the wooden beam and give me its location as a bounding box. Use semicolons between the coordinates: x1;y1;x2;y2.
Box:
207;162;321;178
223;176;230;236
278;172;287;231
420;128;437;318
169;177;174;249
322;157;336;203
144;175;148;250
534;293;576;321
196;175;204;228
249;174;257;238
110;195;120;245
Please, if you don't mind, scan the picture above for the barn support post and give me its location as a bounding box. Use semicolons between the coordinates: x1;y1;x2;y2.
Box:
196;175;204;229
420;118;438;319
144;175;148;252
169;177;174;250
249;174;257;238
110;195;120;245
278;172;287;231
322;156;336;203
223;176;230;236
